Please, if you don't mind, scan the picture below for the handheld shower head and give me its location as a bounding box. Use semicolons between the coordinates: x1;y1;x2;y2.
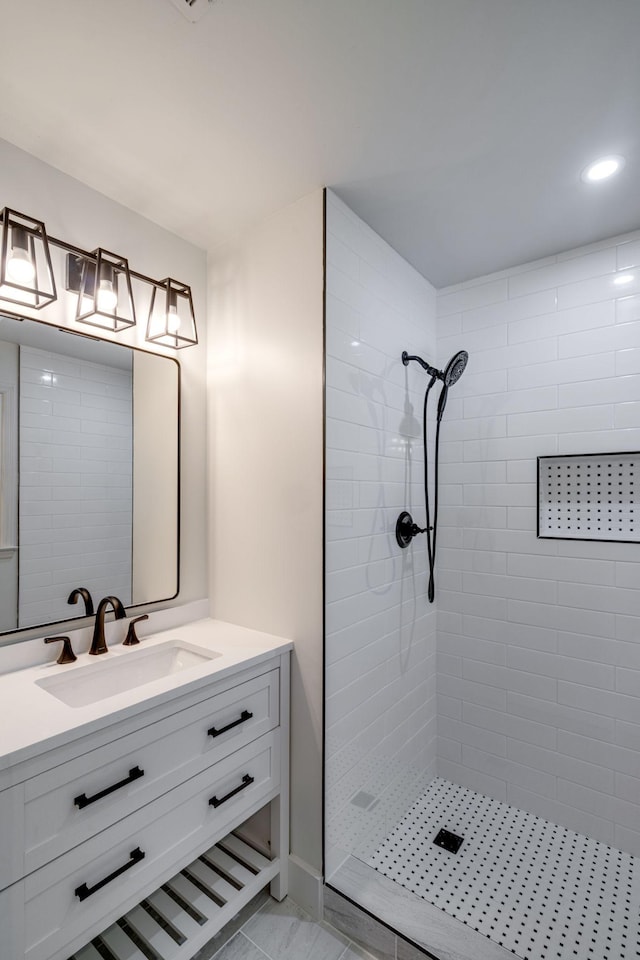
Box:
436;384;449;422
436;351;468;420
443;350;468;386
402;349;468;388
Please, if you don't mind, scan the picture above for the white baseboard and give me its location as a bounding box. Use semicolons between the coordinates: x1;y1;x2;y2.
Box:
287;854;323;920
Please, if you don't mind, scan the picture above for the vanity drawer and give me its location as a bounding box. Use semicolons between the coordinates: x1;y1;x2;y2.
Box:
0;878;24;959
24;668;279;873
22;730;280;960
0;783;24;891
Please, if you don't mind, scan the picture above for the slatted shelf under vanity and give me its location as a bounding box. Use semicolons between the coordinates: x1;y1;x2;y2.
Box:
69;832;277;960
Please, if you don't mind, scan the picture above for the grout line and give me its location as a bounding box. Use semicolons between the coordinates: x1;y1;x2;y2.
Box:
232;930;274;960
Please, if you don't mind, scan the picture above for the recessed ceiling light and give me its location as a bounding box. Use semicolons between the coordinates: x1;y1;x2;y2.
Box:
581;155;625;183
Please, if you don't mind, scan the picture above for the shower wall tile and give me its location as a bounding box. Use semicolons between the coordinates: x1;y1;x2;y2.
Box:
616;292;640;323
558;270;640;309
463;700;557;750
461;288;557;333
559;320;640;357
506;648;615;689
615;346;640;375
442;631;507;664
438;322;507;356
558;425;640;453
437;758;508;801
439;716;507;756
324;189;438;879
507;404;613;436
558;729;639;777
508;739;614;794
507;248;615;298
508;300;615;343
507;553;615;585
617;238;640;269
436;230;640;854
616;718;640;751
437;278;508;317
614;771;640;803
438;694;463;719
614;825;640;858
464;385;558;417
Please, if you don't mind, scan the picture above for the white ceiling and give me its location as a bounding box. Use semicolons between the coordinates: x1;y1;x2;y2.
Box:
1;0;639;287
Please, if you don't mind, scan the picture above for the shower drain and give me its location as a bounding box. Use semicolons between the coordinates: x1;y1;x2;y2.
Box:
433;827;464;854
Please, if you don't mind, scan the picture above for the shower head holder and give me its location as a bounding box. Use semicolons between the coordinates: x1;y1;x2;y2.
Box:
402;351;439;379
396;511;428;549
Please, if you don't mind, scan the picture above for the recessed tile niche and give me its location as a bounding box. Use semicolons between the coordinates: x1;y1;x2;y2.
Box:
537;452;640;542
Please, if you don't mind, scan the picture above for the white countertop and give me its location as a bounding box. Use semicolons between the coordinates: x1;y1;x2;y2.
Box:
0;618;292;773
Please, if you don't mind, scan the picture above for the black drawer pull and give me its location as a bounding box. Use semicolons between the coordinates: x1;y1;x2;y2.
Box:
208;709;253;738
74;766;145;809
75;847;145;901
209;773;254;808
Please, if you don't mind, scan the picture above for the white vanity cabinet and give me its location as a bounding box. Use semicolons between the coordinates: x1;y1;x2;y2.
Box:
0;636;290;960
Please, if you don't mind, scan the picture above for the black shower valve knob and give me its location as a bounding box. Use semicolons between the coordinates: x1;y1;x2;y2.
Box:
396;511;427;548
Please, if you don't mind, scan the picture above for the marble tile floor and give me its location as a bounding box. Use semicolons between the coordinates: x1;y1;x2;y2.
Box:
194;896;379;960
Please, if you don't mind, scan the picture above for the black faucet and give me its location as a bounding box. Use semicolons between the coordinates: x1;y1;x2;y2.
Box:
90;596;127;656
68;587;94;617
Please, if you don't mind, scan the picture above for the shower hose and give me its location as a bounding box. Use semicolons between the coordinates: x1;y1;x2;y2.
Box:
422;376;442;603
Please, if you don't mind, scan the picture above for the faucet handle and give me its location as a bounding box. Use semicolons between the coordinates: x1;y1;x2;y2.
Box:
45;636;77;664
123;615;149;647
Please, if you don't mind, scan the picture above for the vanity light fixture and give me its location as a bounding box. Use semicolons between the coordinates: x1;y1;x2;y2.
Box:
0;204;198;349
70;248;137;333
581;155;625;183
146;278;198;349
0;208;57;309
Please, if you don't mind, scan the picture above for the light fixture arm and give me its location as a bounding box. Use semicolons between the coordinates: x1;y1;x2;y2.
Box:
50;235;166;291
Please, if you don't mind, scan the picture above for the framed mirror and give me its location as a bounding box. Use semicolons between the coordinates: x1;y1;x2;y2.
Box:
0;313;179;636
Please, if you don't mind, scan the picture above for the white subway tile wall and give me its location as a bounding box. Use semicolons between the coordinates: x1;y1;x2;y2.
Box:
19;346;132;627
324;191;438;877
437;230;640;854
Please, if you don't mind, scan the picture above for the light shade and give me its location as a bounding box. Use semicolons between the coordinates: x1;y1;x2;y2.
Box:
74;248;136;332
0;208;56;309
146;278;198;349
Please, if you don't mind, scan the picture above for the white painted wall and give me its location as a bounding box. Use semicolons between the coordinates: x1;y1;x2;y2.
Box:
0;137;208;637
436;231;640;856
207;191;325;878
324;191;438;878
19;345;132;627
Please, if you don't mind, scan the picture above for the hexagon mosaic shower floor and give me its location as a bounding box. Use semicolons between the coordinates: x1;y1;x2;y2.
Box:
367;777;640;959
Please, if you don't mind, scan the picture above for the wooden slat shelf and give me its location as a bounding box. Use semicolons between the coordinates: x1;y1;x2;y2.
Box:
69;833;277;960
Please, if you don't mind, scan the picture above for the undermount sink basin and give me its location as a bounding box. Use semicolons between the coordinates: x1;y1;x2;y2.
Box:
36;640;221;708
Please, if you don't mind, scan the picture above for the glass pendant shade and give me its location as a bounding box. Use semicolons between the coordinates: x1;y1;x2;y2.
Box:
0;208;57;309
146;278;198;349
75;248;136;332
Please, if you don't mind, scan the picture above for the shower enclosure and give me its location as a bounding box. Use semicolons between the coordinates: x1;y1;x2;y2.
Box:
324;189;640;960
